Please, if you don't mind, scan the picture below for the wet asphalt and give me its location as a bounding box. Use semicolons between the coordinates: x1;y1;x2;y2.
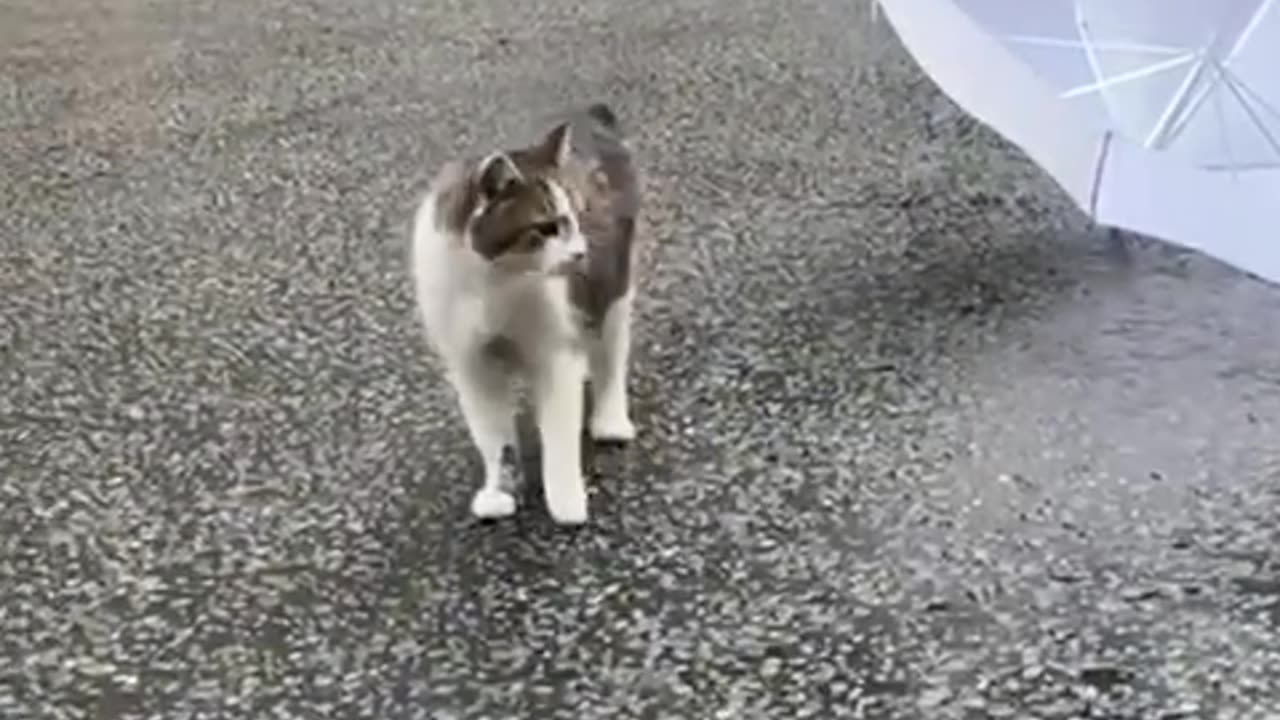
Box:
3;0;1279;718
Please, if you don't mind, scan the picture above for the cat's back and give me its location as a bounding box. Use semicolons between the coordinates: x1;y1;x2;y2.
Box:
519;103;646;325
564;103;641;231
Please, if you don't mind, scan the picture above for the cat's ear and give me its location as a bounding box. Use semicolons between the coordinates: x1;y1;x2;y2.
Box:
538;122;573;167
476;152;522;200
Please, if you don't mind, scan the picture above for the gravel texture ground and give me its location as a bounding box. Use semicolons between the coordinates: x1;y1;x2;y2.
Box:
3;1;1280;718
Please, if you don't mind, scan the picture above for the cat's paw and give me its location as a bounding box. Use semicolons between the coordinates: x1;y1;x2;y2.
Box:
470;488;517;519
589;413;636;443
544;478;589;526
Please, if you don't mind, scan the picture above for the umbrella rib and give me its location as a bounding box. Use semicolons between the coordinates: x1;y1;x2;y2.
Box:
1223;69;1280;130
1226;0;1277;61
1003;35;1185;56
1202;161;1280;171
1209;62;1238;178
1215;63;1280;163
1145;53;1212;148
1061;53;1196;99
1074;6;1109;102
1163;81;1217;147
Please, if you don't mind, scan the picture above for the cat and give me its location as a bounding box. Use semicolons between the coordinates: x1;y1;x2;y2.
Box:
410;103;643;526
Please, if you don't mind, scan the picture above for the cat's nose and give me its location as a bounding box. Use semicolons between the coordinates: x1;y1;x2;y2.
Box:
568;249;586;263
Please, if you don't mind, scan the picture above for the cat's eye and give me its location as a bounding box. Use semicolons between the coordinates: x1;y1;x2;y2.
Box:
523;230;547;249
523;223;556;249
532;220;560;238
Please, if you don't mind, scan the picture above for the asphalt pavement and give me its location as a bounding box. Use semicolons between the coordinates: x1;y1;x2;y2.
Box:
2;0;1279;718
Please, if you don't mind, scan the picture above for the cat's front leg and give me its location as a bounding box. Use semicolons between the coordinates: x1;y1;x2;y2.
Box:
451;360;519;519
534;350;589;525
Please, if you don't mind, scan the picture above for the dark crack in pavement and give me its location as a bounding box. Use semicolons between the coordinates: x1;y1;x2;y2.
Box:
2;0;1279;718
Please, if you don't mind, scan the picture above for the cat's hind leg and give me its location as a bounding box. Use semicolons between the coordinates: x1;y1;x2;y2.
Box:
588;292;636;443
451;359;519;519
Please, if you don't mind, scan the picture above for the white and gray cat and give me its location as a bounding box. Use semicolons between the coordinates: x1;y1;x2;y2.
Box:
411;103;643;525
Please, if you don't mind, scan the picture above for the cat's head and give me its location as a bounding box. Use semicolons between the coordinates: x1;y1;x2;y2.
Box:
458;122;586;276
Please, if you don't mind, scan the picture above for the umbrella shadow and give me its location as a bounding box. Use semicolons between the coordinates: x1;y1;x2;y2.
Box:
789;214;1112;370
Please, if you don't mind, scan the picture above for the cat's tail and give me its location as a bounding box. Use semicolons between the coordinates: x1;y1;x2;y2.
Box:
585;102;621;133
576;102;639;221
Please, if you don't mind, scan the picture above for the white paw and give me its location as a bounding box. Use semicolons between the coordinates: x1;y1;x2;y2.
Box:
544;478;589;525
589;412;636;443
470;488;517;519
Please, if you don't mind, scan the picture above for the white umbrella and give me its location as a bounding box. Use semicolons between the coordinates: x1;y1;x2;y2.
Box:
873;0;1280;285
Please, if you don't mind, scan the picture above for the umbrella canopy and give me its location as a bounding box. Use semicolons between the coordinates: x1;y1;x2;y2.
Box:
875;0;1280;285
